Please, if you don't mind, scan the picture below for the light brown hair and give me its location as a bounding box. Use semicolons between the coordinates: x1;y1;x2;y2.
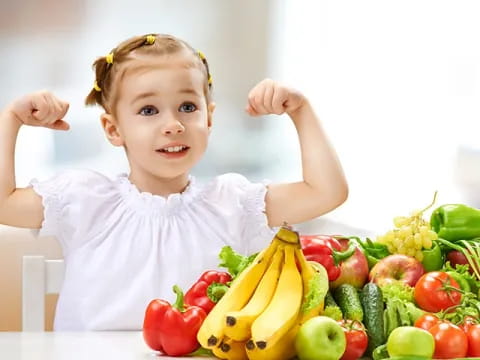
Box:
85;33;212;113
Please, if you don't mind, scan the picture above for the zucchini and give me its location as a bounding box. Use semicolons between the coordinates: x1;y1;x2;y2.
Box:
333;284;363;321
360;282;386;354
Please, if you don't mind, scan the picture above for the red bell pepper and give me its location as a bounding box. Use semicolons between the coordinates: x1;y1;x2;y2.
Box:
143;285;207;356
300;235;356;281
184;270;231;314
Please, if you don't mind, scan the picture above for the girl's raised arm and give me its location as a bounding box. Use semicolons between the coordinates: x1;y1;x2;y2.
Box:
246;79;348;227
0;91;69;228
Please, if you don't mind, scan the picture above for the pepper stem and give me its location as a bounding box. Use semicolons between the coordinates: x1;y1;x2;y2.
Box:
332;242;356;265
172;285;186;312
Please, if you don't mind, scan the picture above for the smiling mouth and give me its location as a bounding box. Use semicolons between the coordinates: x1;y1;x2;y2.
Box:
156;145;190;153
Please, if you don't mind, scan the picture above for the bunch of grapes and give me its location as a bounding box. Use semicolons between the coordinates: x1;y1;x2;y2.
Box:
376;193;439;262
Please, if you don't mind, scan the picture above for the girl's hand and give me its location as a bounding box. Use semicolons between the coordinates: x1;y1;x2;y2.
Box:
7;91;70;130
246;79;306;117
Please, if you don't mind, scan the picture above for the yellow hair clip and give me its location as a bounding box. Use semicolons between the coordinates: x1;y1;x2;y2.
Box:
93;81;102;92
105;52;114;65
197;50;206;61
146;35;156;45
208;75;213;85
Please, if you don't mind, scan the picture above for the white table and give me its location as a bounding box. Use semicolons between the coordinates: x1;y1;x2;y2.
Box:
0;331;214;360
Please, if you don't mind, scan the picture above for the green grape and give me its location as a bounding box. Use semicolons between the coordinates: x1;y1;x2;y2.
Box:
427;230;438;241
398;226;413;238
415;250;424;262
384;230;395;242
414;233;423;249
422;237;433;249
393;216;410;228
405;235;415;249
392;236;403;249
387;243;396;254
419;225;429;236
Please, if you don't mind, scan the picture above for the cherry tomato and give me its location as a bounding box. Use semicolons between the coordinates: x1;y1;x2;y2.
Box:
338;320;368;360
414;271;462;312
467;324;480;357
429;322;468;359
414;313;441;331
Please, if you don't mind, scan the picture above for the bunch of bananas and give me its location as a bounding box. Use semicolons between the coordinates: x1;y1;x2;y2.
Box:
197;226;329;360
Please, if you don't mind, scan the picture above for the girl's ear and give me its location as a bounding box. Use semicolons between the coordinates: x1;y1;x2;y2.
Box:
100;113;124;146
207;102;216;131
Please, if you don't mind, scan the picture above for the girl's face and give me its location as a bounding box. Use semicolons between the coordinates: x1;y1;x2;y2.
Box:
103;51;214;190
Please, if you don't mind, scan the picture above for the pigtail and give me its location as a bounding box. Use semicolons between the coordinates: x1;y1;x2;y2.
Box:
85;56;112;107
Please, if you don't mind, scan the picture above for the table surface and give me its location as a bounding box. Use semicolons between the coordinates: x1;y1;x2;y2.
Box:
0;331;214;360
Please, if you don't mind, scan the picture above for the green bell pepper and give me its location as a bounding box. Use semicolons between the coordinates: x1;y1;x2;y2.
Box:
430;204;480;242
421;241;443;272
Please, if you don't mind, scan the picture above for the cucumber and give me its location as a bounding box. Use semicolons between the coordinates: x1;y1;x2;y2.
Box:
360;282;386;354
324;291;338;308
333;284;364;321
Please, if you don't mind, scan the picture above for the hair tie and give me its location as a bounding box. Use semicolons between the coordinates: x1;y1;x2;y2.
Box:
208;75;213;86
105;53;114;64
197;50;206;61
93;81;102;92
145;35;156;45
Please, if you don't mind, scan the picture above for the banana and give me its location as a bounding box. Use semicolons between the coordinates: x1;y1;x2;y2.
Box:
245;247;329;360
197;239;280;349
211;337;248;360
248;245;303;351
224;245;284;341
274;226;300;244
297;249;329;320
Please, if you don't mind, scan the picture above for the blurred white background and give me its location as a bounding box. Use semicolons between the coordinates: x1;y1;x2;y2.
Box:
1;0;480;235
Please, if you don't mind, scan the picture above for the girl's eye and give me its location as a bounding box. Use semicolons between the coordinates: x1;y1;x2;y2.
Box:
139;106;158;116
179;103;197;113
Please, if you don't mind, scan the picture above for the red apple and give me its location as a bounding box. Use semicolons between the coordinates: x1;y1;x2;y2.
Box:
447;250;474;274
330;238;369;289
369;254;425;287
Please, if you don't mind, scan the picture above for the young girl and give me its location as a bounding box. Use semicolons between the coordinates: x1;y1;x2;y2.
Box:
0;33;348;331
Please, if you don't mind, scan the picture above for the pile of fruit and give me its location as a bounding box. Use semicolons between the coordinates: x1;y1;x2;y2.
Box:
142;200;480;360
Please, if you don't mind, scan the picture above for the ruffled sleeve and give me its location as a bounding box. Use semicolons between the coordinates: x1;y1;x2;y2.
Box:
207;173;278;255
29;169;117;254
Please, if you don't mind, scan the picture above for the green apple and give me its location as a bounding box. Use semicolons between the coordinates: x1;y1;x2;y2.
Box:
295;316;346;360
387;326;434;358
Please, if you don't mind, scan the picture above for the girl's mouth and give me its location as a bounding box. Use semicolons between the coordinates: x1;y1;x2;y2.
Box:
156;146;190;158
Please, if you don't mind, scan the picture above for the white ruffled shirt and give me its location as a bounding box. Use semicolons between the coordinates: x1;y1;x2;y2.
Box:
30;169;276;331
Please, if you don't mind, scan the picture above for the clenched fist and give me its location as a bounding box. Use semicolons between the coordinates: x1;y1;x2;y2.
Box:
7;91;70;130
246;79;306;117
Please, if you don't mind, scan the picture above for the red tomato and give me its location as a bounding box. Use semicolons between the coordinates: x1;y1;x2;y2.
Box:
414;313;441;331
429;322;468;359
467;324;480;357
414;271;462;312
461;315;478;332
339;320;368;360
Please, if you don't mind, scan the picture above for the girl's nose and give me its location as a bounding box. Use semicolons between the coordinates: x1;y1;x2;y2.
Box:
162;118;185;135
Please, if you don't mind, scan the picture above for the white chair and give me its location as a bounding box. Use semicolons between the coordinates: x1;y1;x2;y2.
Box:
22;256;65;331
